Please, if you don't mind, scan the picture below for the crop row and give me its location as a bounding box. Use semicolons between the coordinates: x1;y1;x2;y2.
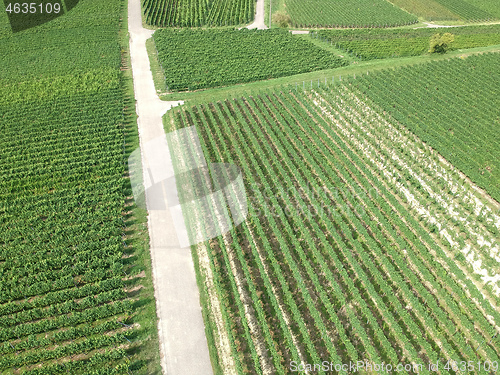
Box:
310;85;500;296
0;0;140;370
432;0;495;21
347;53;500;202
303;84;500;333
142;0;253;27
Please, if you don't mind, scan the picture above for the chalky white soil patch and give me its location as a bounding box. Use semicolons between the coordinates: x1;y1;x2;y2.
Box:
197;242;237;375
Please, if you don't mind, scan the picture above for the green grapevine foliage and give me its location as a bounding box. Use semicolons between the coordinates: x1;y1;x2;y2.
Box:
153;28;347;91
0;0;148;372
348;53;500;201
142;0;254;27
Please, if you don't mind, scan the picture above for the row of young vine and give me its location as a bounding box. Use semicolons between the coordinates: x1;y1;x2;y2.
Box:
142;0;254;27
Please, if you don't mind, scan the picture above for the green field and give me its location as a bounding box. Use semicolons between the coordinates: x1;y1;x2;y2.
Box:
153;28;347;91
3;0;500;373
142;0;254;27
166;68;500;372
284;0;418;28
0;1;160;373
315;24;500;59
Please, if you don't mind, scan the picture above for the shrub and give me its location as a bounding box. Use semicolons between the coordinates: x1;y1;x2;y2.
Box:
429;32;455;53
272;11;291;28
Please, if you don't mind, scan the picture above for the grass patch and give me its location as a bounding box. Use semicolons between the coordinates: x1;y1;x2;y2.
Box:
146;37;167;94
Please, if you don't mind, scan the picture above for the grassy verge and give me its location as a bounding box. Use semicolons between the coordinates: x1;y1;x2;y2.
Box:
421;19;500;26
146;37;167;94
160;43;500;103
119;2;162;374
190;244;225;375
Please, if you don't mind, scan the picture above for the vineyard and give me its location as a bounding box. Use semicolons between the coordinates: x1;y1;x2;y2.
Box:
142;0;254;27
153;28;347;91
284;0;418;28
0;1;122;81
166;74;500;373
314;24;500;60
0;0;158;373
3;0;500;372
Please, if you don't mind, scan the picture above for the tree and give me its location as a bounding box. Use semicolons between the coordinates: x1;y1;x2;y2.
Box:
428;32;455;54
272;11;291;28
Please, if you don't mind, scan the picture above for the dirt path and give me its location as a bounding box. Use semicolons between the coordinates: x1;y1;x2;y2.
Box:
127;0;214;374
422;20;500;28
423;22;464;28
247;0;267;29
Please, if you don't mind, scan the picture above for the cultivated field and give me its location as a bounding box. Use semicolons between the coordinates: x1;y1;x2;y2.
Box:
385;0;461;21
2;0;499;373
422;0;496;21
0;0;161;373
349;53;500;202
461;0;500;18
165;58;500;372
153;28;347;91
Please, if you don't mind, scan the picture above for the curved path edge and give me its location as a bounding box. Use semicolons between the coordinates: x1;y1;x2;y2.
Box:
247;0;267;29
